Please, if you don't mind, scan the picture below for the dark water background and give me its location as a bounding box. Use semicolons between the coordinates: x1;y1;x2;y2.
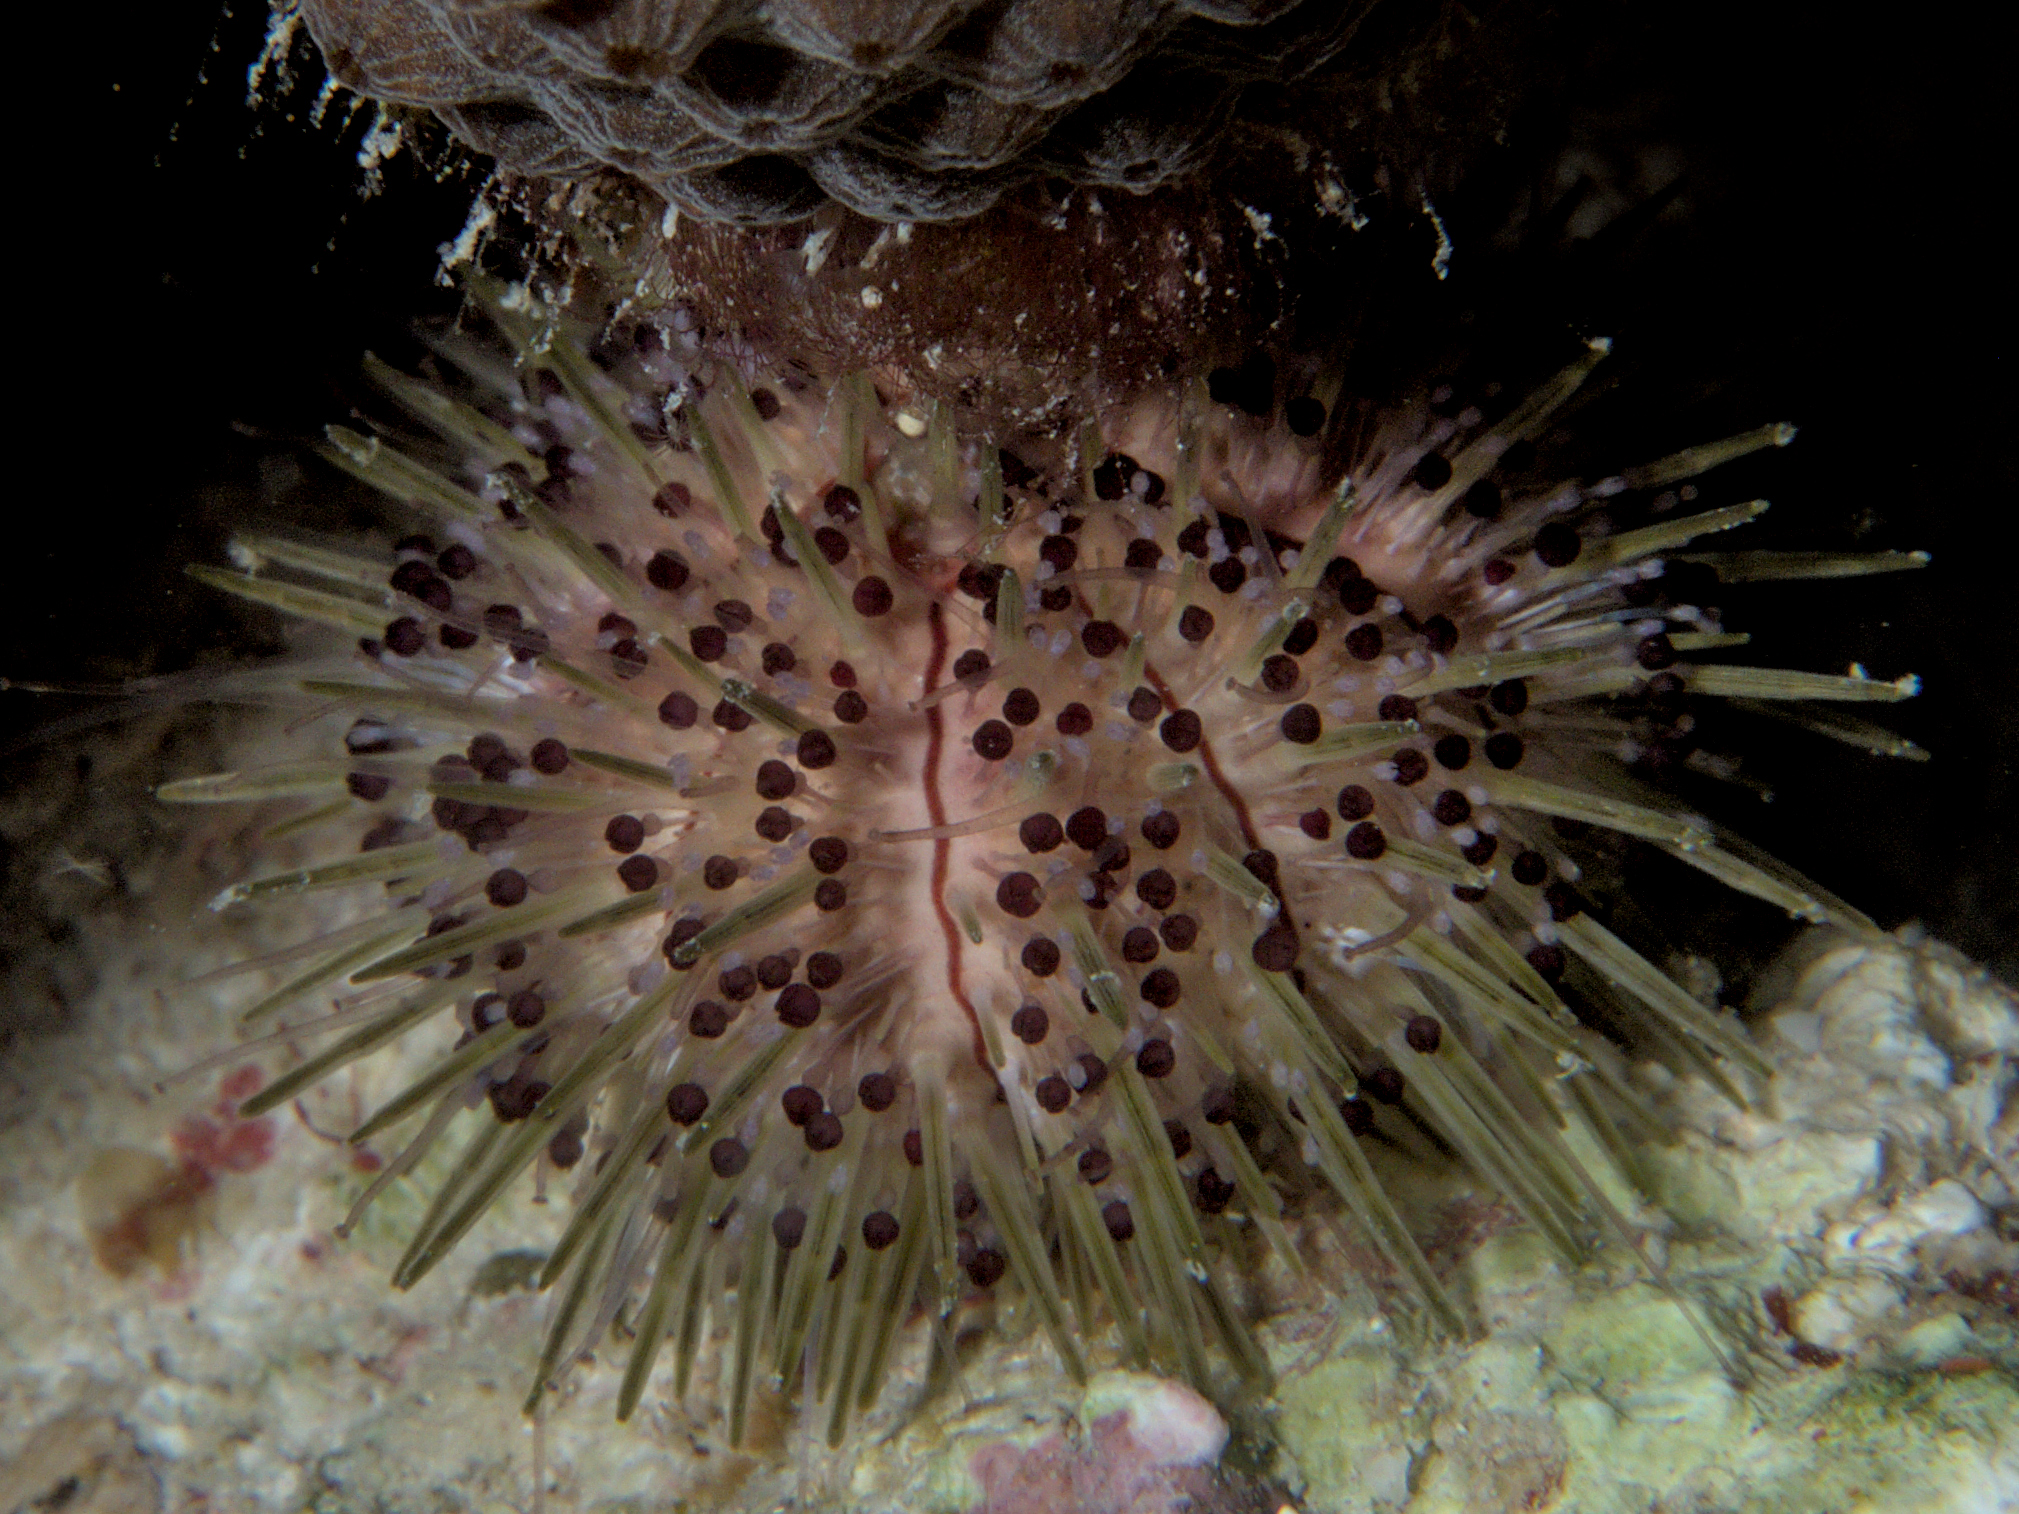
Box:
7;2;2011;1004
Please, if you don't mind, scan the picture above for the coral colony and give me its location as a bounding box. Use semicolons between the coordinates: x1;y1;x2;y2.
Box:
166;281;1925;1446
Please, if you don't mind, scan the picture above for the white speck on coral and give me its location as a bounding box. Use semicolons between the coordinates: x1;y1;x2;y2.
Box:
799;226;835;277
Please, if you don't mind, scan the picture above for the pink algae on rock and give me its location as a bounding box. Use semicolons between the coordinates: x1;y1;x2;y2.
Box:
965;1375;1279;1514
77;1066;276;1277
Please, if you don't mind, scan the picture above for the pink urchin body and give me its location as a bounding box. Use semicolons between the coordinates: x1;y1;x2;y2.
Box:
173;285;1923;1448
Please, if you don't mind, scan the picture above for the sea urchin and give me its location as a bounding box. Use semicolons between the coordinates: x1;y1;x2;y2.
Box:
165;278;1928;1448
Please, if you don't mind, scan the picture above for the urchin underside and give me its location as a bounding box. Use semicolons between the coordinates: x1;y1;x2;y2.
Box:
171;285;1925;1446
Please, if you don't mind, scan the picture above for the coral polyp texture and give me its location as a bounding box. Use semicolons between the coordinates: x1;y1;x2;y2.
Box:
169;284;1928;1447
293;0;1469;222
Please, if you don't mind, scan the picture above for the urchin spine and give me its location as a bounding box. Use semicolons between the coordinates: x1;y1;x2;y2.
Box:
166;285;1928;1443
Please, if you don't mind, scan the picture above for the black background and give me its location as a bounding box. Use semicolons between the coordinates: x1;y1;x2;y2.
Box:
9;2;2013;980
